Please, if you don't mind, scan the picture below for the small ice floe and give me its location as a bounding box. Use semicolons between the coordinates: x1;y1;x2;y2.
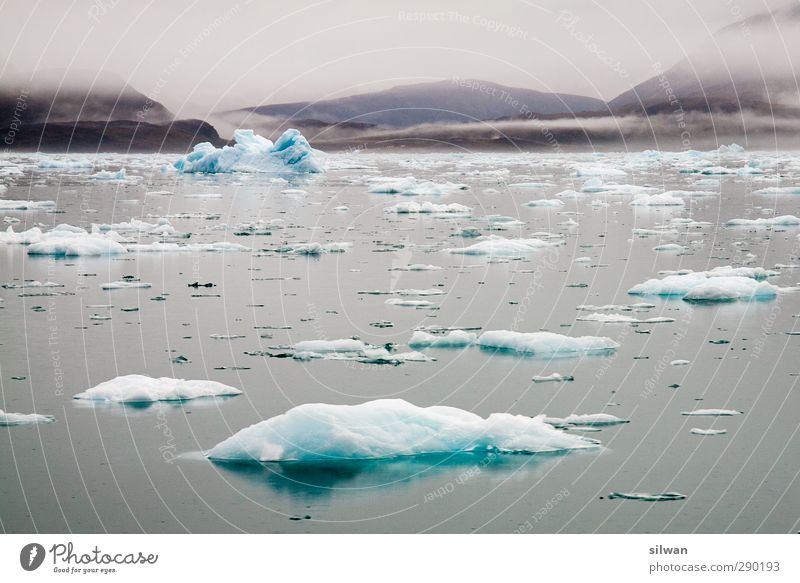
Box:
574;256;591;263
0;200;56;210
525;199;564;207
73;374;242;403
725;215;800;228
269;338;433;366
367;176;468;195
408;330;477;348
1;280;62;289
333;205;349;212
563;413;629;426
577;303;655;312
127;241;248;253
94;217;182;237
89;314;111;320
385;298;436;308
388;264;442;271
690;428;727;435
477;330;619;356
670;359;691;366
174;129;322;174
608;492;685;501
385;201;472;214
210;334;246;340
577;313;675;324
101;281;153;290
630;193;685;206
184;192;223;198
359;288;444;297
445;235;560;257
532;373;574;383
653;243;686;252
0;409;56;426
681;409;742;416
574;166;627;177
27;234;127;256
89;168;128;181
205;399;599;462
276;242;351;255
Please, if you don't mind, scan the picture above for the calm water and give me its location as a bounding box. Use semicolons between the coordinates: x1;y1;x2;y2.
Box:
1;149;799;533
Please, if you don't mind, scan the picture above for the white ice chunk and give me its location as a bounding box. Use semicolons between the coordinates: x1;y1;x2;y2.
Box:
0;409;55;426
477;330;619;356
73;374;242;403
408;330;477;348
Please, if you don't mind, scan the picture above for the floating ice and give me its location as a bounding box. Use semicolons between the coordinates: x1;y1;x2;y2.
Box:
630;193;685;206
27;234;127;256
388;264;442;271
574;166;627;177
408;330;477;348
532;373;574;383
385;298;436;308
576;303;655;312
577;313;674;324
73;374;242;403
126;241;248;253
681;409;742;416
293;339;370;353
89;168;127;180
753;186;800;195
386;201;472;214
670;359;691;366
725;215;800;227
277;242;351;255
101;281;153;290
628;272;781;301
563;413;629;426
608;492;685;501
525;199;564;207
477;330;619;356
206;398;599;462
690;428;727;435
653;243;686;252
95;218;182;237
368;176;468;195
445;235;560;257
174;129;322;174
0;409;56;426
0;200;56;210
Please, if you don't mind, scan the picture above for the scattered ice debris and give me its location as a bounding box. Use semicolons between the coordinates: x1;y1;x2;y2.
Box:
266;338;433;366
386;201;472;214
210;334;246;340
368;176;468;195
577;303;655;312
95;217;182;237
0;409;55;426
532;373;574;383
753;186;800;195
0;200;56;210
1;280;62;289
725;215;800;227
608;492;685;501
630;193;685;206
359;288;444;297
276;242;351;255
577;313;675;324
681;409;742;416
477;330;619;356
525;199;564;207
101;281;153;290
574;256;591;263
89;168;127;181
408;330;477;348
127;241;248;253
445;235;560;257
174;129;322;174
206;398;599;462
670;359;691;366
36;157;93;169
73;374;242;403
690;428;727;435
574;166;627;177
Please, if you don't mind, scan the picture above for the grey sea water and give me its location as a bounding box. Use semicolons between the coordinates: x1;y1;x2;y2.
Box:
1;148;799;533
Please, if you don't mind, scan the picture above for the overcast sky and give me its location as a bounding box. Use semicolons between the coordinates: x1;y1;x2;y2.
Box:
0;0;791;117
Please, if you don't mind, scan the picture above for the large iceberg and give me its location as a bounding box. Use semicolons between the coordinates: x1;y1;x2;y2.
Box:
174;129;322;174
74;374;242;403
206;398;598;462
628;272;781;301
477;330;619;356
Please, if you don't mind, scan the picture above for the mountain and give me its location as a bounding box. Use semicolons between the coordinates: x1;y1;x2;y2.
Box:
610;4;800;114
0;69;173;128
228;79;607;128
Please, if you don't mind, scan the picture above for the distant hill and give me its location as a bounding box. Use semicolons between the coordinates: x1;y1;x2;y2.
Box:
1;119;224;153
228;79;607;128
610;4;800;115
0;69;173;128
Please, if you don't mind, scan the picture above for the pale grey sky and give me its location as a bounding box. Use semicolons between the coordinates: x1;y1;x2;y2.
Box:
0;0;791;117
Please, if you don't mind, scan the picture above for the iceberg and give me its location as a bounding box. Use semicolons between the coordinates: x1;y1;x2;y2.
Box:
408;330;477;348
532;373;574;383
174;129;322;174
691;428;727;435
681;409;742;416
652;243;685;252
725;215;800;227
753;186;800;195
525;199;564;207
277;242;351;255
630;193;685;206
27;234;127;256
564;413;629;426
576;313;674;324
126;241;248;253
445;235;560;257
100;281;153;290
628;272;781;301
388;264;442;271
206;398;599;462
73;374;242;403
0;409;56;426
367;176;468;195
477;330;619;356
